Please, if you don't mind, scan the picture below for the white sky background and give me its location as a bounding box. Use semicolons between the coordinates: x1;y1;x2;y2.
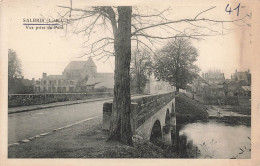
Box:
4;0;252;80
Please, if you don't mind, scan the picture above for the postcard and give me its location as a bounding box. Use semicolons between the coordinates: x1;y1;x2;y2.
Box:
0;0;259;165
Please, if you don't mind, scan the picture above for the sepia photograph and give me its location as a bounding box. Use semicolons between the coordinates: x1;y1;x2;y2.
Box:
1;0;259;165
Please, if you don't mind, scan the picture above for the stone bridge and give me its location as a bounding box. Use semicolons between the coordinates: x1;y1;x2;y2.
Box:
103;92;176;145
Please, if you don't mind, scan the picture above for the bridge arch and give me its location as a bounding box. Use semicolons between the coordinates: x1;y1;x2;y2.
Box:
150;120;162;146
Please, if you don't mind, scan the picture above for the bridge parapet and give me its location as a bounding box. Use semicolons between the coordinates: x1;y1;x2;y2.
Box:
131;92;175;130
103;92;176;145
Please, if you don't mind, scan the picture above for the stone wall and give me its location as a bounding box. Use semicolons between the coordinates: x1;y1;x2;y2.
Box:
8;92;113;107
102;92;176;145
131;92;175;129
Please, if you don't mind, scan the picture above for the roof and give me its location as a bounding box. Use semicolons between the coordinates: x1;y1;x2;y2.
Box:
64;57;97;71
86;57;96;67
242;86;251;91
64;61;88;71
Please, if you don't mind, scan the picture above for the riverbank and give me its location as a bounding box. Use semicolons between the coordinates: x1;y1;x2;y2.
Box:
175;93;208;124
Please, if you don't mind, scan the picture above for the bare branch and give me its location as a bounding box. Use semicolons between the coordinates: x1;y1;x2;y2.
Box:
194;6;216;20
135;33;218;40
131;17;247;36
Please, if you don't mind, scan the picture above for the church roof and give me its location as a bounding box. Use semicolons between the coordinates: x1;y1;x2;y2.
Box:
64;57;96;71
64;61;88;71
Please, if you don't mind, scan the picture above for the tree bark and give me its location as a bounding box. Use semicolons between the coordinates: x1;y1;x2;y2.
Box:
136;74;142;94
109;6;133;145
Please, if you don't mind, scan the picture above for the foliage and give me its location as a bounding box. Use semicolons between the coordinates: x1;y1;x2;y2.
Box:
8;49;35;94
153;38;200;91
130;49;153;94
231;136;251;159
8;49;22;80
199;139;218;158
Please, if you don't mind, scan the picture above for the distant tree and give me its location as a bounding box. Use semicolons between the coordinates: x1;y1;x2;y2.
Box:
8;49;23;94
8;49;34;94
130;49;153;94
76;75;89;92
8;49;22;80
154;38;200;92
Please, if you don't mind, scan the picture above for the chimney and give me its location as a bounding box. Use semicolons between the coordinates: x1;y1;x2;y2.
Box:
43;72;47;78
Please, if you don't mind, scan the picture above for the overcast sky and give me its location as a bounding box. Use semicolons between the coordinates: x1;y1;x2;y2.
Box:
4;0;252;80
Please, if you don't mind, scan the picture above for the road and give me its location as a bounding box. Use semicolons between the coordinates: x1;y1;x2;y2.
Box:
8;99;112;145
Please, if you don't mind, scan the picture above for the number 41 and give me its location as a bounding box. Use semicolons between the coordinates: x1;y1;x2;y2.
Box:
225;3;241;16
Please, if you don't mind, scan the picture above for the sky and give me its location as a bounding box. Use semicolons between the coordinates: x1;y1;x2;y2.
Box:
4;0;252;80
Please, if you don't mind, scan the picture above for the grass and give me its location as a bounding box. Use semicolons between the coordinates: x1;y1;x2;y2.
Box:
175;93;208;124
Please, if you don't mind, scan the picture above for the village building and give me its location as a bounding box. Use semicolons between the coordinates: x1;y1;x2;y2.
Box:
228;70;251;97
202;70;225;85
148;77;176;94
35;57;114;93
231;69;251;85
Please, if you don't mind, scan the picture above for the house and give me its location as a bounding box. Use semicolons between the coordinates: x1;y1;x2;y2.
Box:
228;70;251;96
35;57;114;93
149;77;176;94
231;69;251;85
202;70;225;85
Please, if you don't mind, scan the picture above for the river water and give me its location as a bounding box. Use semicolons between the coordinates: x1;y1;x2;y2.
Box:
179;119;251;159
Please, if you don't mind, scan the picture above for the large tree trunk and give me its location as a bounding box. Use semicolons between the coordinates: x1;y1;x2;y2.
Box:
109;6;133;145
136;74;142;94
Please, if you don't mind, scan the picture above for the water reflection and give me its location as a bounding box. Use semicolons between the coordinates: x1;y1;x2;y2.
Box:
178;119;251;159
